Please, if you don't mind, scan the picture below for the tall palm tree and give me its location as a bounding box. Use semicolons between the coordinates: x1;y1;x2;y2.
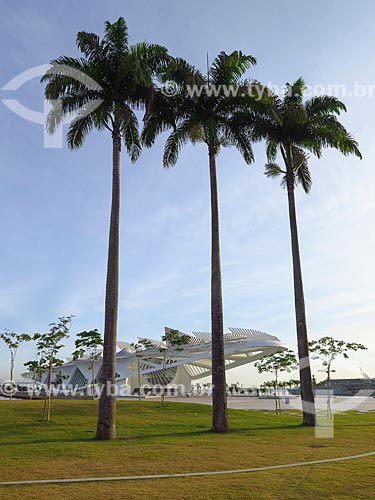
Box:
42;17;169;439
252;78;362;425
142;51;263;432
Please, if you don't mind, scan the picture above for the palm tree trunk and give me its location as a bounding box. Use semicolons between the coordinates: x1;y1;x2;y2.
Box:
286;169;316;426
96;129;121;440
208;143;228;433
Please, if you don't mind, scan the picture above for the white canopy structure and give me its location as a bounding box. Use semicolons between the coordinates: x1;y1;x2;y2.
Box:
52;327;287;394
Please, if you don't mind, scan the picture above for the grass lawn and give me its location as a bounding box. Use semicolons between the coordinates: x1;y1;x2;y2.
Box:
0;400;373;499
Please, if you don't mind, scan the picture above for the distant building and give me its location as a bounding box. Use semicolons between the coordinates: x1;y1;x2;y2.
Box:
39;326;287;394
316;378;375;396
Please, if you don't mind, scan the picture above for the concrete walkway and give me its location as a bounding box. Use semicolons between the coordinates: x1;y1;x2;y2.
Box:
157;395;375;413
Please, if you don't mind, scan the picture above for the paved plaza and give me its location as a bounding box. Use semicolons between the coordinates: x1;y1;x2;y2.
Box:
159;395;375;413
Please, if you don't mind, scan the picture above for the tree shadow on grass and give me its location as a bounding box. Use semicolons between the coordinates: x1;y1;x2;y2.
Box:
329;422;375;429
3;420;372;447
0;422;305;447
127;422;305;441
0;436;95;447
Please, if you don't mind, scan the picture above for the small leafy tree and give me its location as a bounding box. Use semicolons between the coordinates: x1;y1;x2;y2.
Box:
24;359;46;383
278;380;287;396
130;338;153;400
286;378;301;394
255;350;298;414
260;380;274;395
0;330;31;399
34;316;73;421
72;329;104;396
158;329;190;406
230;381;241;394
24;355;49;399
309;336;367;419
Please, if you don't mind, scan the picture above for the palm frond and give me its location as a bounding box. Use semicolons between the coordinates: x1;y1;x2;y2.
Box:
266;141;278;162
161;57;204;87
103;17;129;54
121;117;141;162
284;77;306;105
41;17;168;159
225;108;279;145
284;103;308;128
296;161;312;193
210;51;256;84
141;88;178;147
66;113;95;149
137;43;171;72
141;113;171;147
41;57;100;98
46;89;105;133
291;147;311;193
265;162;285;179
220;119;254;164
76;31;102;61
315;117;362;158
305;95;347;116
259;77;361;191
163;121;193;167
187;123;205;143
128;42;169;87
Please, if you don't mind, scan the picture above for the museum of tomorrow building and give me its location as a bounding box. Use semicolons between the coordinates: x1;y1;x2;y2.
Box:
52;327;287;394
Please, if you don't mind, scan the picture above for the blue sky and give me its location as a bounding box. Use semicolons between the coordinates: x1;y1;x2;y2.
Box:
0;0;374;384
